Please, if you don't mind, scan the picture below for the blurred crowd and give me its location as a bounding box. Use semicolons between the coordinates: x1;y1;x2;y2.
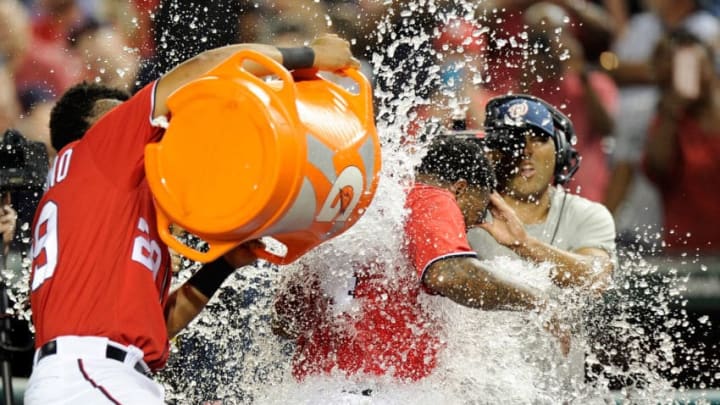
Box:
1;0;719;259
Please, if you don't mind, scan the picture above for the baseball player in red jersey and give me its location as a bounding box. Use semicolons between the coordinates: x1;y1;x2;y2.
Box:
274;137;554;393
25;35;360;404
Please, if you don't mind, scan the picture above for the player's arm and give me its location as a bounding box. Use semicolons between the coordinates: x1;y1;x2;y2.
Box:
407;189;545;310
423;256;545;311
164;241;260;337
478;192;614;292
423;255;571;356
153;34;360;119
514;242;612;291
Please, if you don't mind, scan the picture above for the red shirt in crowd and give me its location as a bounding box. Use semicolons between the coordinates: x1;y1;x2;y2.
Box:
29;82;173;370
644;115;720;253
286;183;476;381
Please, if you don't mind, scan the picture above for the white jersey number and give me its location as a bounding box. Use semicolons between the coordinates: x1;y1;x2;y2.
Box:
31;148;73;291
31;202;59;291
131;218;162;278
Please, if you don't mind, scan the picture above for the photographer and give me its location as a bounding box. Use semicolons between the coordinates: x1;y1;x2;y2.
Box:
0;128;48;404
0;129;48;265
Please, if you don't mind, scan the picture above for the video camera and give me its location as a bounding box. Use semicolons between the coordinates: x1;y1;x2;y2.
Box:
0;129;48;193
0;129;46;404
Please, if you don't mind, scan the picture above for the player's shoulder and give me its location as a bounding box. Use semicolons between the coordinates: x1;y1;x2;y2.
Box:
406;184;459;220
407;183;453;203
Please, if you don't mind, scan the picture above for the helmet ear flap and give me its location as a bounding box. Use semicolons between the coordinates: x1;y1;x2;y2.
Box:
548;107;580;186
552;128;580;185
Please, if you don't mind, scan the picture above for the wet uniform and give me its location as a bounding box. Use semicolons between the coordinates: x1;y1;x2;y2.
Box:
25;82;173;404
286;183;475;382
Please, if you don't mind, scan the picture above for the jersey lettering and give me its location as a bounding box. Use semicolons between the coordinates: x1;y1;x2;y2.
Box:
31;202;59;291
316;166;363;223
131;218;162;278
48;149;73;188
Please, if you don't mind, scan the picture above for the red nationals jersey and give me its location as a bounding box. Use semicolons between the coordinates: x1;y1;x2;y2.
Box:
287;263;442;382
29;82;173;370
286;183;475;381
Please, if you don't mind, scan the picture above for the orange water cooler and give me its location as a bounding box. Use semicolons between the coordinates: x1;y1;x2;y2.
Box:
145;50;381;264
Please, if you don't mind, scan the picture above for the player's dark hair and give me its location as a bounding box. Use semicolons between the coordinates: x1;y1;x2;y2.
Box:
49;82;130;152
416;136;496;191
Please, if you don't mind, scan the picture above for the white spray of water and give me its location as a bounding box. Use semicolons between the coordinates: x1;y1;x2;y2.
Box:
6;1;715;404
156;1;718;403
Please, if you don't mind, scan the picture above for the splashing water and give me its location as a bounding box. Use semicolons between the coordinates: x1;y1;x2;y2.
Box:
153;1;716;403
7;1;718;404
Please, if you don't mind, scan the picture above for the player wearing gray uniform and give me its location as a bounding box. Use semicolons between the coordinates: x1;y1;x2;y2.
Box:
465;94;616;402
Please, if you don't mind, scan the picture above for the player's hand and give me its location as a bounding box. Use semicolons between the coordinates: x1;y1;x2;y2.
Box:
222;239;264;269
476;192;529;247
310;34;361;71
0;204;17;245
